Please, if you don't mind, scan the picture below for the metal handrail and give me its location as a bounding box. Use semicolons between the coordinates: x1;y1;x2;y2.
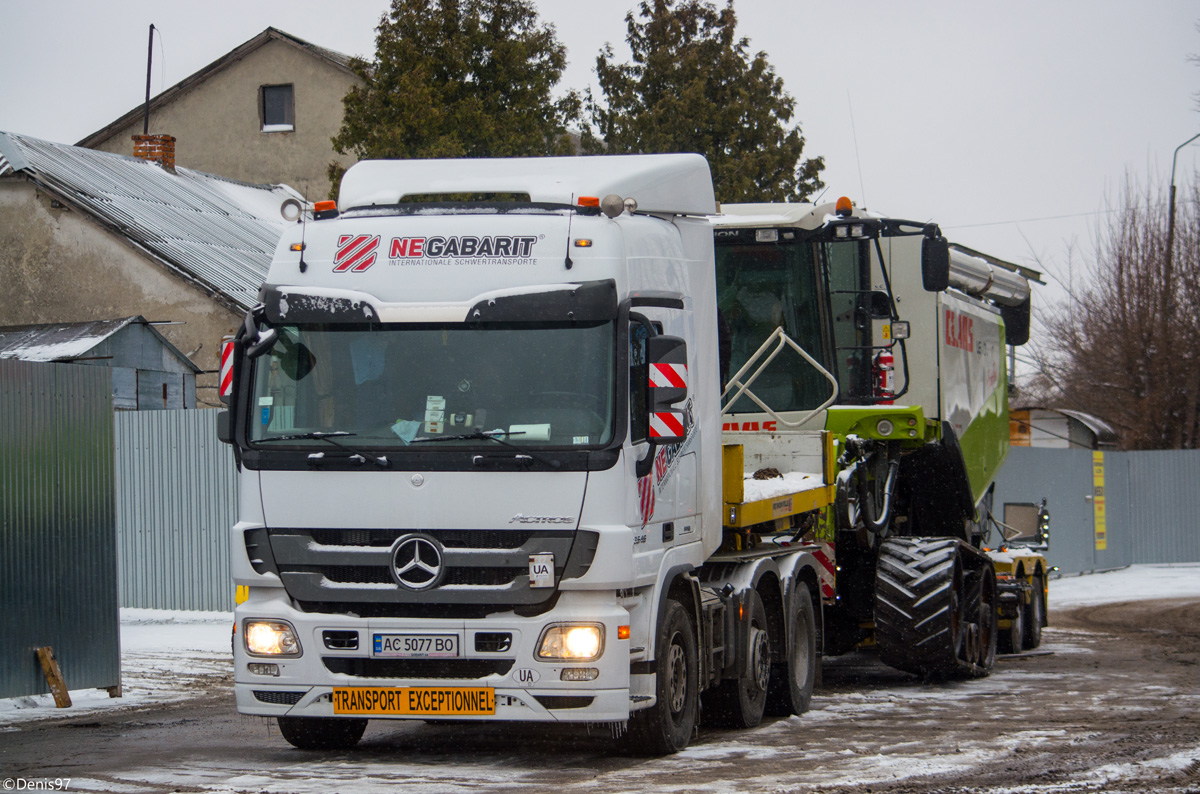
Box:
720;326;840;428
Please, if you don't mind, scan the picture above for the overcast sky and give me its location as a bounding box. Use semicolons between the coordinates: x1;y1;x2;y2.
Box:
2;1;1198;322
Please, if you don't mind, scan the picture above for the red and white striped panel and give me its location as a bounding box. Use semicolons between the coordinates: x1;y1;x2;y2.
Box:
813;541;837;602
637;475;655;525
219;337;234;400
333;234;380;273
649;362;687;389
649;411;685;439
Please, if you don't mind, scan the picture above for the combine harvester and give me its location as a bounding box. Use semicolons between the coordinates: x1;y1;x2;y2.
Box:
713;199;1050;675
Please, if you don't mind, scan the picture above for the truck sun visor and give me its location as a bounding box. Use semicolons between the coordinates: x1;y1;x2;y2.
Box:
467;279;618;323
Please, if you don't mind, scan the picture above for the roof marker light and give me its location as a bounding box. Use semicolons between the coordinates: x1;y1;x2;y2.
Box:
577;196;600;208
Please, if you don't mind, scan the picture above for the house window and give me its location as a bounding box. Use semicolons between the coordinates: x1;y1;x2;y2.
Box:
261;84;294;132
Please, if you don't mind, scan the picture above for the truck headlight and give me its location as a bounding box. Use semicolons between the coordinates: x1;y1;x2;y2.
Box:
244;620;302;657
536;624;603;661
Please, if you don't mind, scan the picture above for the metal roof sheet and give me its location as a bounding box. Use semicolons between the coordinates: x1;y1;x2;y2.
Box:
0;132;298;311
0;316;201;372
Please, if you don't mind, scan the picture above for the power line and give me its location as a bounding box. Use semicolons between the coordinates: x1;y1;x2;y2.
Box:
946;208;1116;230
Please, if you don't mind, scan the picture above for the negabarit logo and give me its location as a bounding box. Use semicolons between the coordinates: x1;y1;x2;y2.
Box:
333;234;380;272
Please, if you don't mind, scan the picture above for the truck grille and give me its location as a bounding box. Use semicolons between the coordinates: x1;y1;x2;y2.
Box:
322;657;513;680
264;527;597;615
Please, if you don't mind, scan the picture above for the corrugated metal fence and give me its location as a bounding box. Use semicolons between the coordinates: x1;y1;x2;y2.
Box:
0;360;120;699
994;446;1200;574
115;409;237;612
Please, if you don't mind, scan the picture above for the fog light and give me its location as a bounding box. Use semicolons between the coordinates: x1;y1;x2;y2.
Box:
247;662;280;676
876;419;894;436
537;624;603;661
561;668;600;682
244;620;301;657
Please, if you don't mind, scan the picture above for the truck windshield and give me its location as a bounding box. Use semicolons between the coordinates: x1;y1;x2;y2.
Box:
715;240;836;413
247;321;616;448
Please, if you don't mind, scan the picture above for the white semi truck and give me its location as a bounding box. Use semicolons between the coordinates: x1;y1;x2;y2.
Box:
218;154;1039;753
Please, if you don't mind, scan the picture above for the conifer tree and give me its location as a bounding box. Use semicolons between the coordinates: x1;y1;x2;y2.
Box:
328;0;578;196
584;0;823;203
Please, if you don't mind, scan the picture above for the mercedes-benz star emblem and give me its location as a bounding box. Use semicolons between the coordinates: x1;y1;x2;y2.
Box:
390;534;445;591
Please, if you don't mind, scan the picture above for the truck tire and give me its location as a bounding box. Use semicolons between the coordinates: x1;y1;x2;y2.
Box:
875;538;997;679
765;585;817;717
702;590;770;729
625;600;698;754
277;716;367;750
1024;573;1045;649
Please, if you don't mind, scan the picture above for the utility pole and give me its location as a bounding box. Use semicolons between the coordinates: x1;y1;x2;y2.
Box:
143;24;156;135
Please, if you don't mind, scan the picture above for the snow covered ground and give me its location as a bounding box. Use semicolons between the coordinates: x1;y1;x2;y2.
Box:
0;608;233;726
2;563;1198;725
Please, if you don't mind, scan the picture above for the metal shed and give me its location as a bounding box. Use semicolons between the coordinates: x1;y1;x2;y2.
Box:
0;316;201;410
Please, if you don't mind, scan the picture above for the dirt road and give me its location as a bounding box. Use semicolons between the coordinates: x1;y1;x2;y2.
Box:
3;598;1198;793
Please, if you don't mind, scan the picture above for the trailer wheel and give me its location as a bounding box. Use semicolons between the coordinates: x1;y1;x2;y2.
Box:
999;596;1024;654
765;585;817;717
1024;573;1044;649
625;599;698;755
277;716;367;750
702;590;770;729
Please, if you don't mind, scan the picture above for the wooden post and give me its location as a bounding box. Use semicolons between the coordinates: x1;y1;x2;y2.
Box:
35;646;72;708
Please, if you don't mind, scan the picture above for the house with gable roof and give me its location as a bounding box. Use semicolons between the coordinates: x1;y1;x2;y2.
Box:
0;132;300;406
76;27;361;200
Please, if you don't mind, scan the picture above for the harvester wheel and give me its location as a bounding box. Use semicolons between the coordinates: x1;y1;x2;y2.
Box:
765;586;817;717
875;538;997;678
702;590;770;728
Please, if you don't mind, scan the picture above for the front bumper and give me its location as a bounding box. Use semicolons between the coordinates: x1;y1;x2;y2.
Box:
234;589;632;722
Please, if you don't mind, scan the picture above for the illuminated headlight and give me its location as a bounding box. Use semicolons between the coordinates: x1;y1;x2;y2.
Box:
537;624;604;661
244;620;301;657
876;419;895;436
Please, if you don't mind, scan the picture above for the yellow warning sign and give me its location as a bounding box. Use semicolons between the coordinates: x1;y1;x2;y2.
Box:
1092;451;1107;551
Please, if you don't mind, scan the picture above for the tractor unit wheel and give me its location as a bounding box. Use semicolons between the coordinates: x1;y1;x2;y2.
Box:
765;585;817;717
624;599;699;755
703;590;770;729
277;716;367;750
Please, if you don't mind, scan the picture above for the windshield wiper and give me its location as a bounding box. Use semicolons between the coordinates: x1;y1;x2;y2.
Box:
256;431;390;469
411;430;561;469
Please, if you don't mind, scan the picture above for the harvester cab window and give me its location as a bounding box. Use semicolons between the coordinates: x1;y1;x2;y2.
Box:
714;240;833;414
822;239;872;402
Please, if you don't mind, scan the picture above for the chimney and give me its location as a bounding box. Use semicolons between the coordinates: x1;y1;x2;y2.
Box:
131;134;176;171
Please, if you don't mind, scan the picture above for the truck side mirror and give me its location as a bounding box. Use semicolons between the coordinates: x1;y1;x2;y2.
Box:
216;409;232;444
921;234;951;292
1000;296;1031;346
647;334;688;443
